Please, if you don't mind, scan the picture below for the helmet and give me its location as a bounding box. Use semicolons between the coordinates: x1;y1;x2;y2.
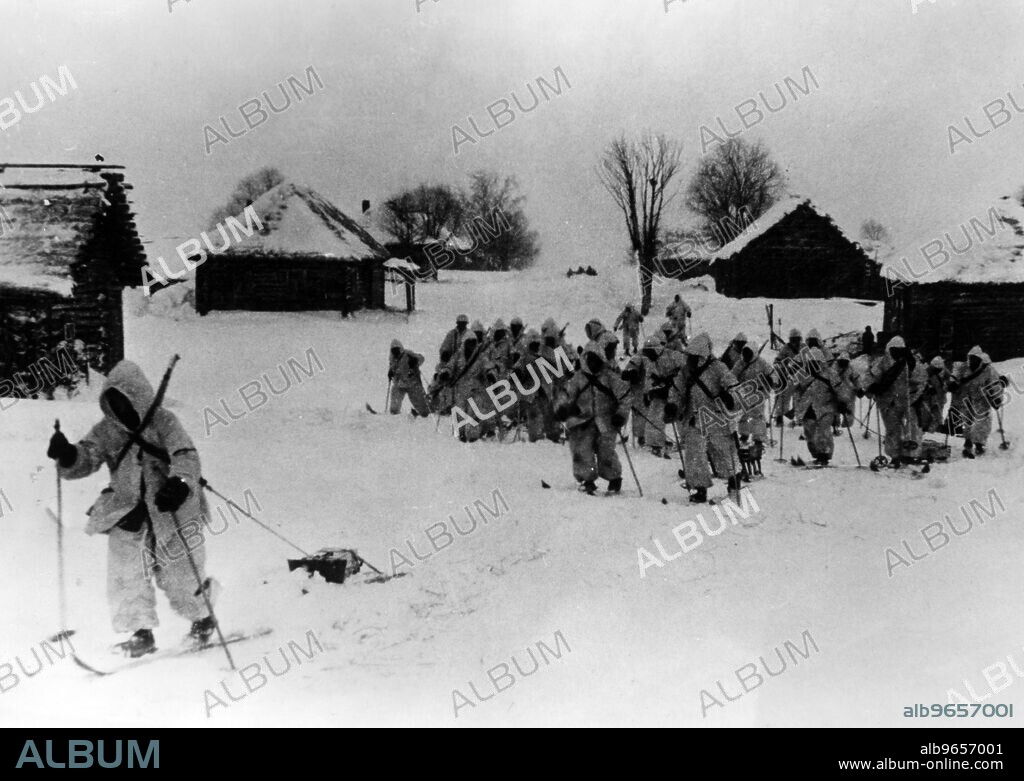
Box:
390;338;403;351
660;320;675;334
733;332;748;344
511;316;523;327
968;345;984;360
456;314;469;325
585;318;605;340
808;328;822;342
788;328;802;340
887;335;906;351
930;356;945;370
685;333;711;358
470;320;484;333
493;318;507;332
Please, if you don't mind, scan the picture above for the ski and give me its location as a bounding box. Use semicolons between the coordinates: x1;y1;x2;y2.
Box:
365;403;379;415
72;628;273;676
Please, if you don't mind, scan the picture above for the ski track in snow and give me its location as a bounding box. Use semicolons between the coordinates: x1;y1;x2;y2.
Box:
2;267;1022;727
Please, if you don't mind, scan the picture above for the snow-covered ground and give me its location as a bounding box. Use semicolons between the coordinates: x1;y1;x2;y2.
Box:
2;265;1022;728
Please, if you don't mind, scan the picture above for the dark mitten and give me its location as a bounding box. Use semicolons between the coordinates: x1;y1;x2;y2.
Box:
611;412;627;429
663;402;678;422
47;430;77;468
154;476;190;513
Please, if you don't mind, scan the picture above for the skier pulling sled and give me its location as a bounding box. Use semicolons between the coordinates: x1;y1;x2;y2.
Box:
46;358;224;660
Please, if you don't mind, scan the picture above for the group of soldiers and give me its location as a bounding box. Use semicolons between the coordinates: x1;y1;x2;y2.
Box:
385;297;1009;502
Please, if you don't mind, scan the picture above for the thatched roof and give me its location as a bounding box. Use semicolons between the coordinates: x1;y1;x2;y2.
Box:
881;195;1024;285
710;196;863;263
222;181;388;262
0;164;146;297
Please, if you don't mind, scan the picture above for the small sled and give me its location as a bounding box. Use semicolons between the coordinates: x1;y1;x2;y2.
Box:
288;548;363;584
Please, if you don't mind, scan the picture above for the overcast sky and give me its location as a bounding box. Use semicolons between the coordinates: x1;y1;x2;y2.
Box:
3;0;1023;269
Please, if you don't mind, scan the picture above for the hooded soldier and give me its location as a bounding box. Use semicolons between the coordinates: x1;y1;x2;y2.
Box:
805;328;833;362
554;341;632;494
918;356;949;434
620;343;649;447
613;303;643;356
774;328;804;425
451;331;498;442
509;316;526;358
659;320;686;353
439;314;470;360
388;339;429;416
511;329;560;443
862;334;911;465
794;347;852;466
947;346;1005;457
665;294;692;335
721;332;748;370
486;318;514;373
732;341;773;468
46;361;217;658
664;333;741;503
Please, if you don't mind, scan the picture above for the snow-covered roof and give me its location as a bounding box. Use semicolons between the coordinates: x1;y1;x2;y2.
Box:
358;204;398;246
384;256;419;272
0;165;142;297
223;181;388;262
710;196;862;263
881;195;1024;285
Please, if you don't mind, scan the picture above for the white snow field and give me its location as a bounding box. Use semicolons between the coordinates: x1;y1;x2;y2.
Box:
2;265;1022;728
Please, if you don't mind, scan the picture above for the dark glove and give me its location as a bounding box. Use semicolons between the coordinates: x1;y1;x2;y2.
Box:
719;389;735;411
783;409;796;421
554;403;573;422
650;384;669;401
387;370;394;381
947;380;959;392
866;383;881;396
47;430;77;468
409;356;420;369
836;401;850;415
664;402;678;422
611;412;627;429
855;388;865;398
622;367;640;384
154;476;190;513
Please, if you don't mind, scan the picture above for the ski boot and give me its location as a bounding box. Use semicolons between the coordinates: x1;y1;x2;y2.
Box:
975;443;986;456
726;473;744;493
606;477;622;495
651;445;662;458
689;487;708;504
890;458;902;469
814;456;830;467
580;480;598;495
117;629;156;658
190;616;217;646
962;441;975;459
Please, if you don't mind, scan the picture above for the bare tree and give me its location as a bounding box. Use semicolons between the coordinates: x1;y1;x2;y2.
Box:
461;171;539;271
381;183;465;248
208;166;285;228
598;132;683;315
860;218;893;261
685;138;784;242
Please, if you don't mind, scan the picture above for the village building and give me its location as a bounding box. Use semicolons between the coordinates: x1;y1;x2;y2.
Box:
707;197;884;300
883;195;1024;362
195;182;389;316
0;163;147;394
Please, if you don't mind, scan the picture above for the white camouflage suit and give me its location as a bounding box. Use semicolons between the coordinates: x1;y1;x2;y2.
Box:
59;361;213;634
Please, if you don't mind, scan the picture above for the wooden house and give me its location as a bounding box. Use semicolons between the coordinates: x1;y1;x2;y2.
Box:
195;182;388;316
709;197;884;300
883;196;1024;362
0;163;147;393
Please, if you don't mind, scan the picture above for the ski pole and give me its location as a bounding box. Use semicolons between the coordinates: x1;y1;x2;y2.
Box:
997;406;1009;449
199;479;309;557
776;401;786;462
385;379;392;415
54;420;69;638
169;509;235;671
670;419;687;479
618;430;642;497
846;419;862;467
